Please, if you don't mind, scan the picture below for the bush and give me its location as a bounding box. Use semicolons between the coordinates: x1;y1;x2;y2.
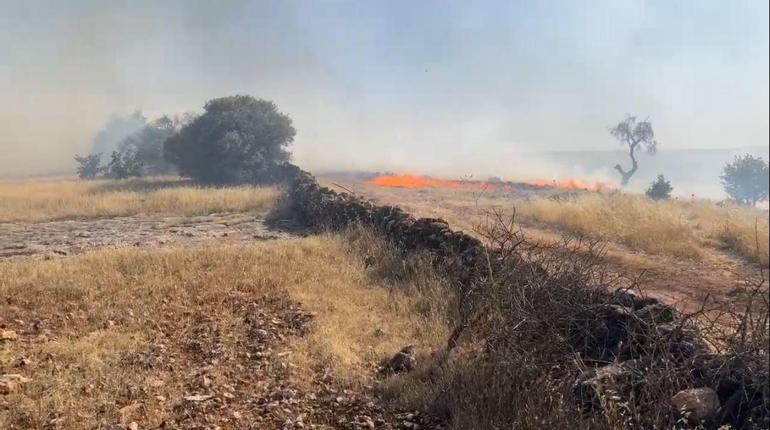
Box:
164;95;296;184
117;114;197;175
73;153;104;179
106;150;143;179
721;155;769;206
645;174;673;200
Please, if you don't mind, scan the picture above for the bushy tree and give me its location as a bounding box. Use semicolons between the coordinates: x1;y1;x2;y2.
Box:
106;150;143;179
610;116;658;186
74;153;104;179
164;95;295;184
645;174;673;200
720;155;769;206
118;114;196;175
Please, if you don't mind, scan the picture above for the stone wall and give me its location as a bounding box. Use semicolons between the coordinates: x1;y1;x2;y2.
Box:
280;163;767;428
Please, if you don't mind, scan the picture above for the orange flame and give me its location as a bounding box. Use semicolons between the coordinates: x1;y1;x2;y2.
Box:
369;174;611;192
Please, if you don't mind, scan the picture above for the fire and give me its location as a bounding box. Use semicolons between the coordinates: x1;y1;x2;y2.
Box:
369;174;480;189
369;174;611;192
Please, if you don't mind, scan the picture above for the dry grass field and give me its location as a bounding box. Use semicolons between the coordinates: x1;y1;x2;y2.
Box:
1;175;767;429
0;177;280;223
0;233;448;429
514;193;769;264
321;176;768;310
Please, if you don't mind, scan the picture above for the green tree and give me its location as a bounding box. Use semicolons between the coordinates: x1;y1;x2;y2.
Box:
74;153;103;179
610;116;658;186
164;95;295;184
118;114;197;175
645;174;673;200
106;150;143;179
720;155;769;206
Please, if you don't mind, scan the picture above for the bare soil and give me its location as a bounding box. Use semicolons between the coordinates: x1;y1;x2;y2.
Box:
0;212;288;261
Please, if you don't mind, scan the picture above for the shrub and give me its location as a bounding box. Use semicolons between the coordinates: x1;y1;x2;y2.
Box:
645;174;673;200
720;154;769;206
106;150;143;179
73;153;104;179
164;95;296;184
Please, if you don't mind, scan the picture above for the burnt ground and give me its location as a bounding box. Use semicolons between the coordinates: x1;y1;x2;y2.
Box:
0;212;289;261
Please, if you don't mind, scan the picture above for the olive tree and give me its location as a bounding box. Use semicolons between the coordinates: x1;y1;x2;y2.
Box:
164;95;295;184
610;116;658;186
720;155;769;206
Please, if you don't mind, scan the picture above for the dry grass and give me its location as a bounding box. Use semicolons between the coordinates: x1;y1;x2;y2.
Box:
0;235;446;429
0;177;281;223
513;192;769;263
514;193;703;259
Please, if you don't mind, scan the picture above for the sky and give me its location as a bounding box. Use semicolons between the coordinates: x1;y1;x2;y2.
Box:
0;0;768;181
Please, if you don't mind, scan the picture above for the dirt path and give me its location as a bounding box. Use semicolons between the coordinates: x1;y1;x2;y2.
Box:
0;212;289;261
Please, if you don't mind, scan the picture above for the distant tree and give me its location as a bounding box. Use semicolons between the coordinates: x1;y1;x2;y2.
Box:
106;150;143;179
720;155;769;206
610;116;658;186
164;95;295;184
645;174;673;201
74;153;103;179
118;114;195;175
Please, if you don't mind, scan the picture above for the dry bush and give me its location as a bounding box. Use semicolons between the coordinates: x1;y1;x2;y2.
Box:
706;207;769;266
0;177;280;222
373;209;769;429
514;193;703;259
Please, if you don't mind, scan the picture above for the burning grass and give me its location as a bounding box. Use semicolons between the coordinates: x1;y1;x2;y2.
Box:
369;173;612;192
0;177;280;223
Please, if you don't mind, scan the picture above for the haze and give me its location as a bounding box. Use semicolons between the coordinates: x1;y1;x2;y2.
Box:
1;0;768;196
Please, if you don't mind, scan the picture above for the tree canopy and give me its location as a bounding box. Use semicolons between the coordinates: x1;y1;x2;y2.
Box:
720;155;769;206
610;116;658;186
164;95;295;184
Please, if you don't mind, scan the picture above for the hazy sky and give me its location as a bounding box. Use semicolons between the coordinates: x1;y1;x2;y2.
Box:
1;0;768;177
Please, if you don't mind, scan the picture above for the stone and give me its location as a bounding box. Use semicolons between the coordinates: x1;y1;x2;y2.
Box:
184;394;214;402
0;329;18;341
0;374;32;394
382;345;416;373
671;387;720;424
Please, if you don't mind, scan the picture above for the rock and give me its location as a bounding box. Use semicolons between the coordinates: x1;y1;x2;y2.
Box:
119;403;142;425
127;422;139;430
574;361;639;411
671;387;720;424
635;303;676;324
0;374;33;394
184;394;214;402
382;345;416;373
0;329;18;341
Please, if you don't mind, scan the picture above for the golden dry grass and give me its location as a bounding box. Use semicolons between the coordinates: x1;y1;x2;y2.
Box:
0;234;446;429
513;192;769;263
0;177;281;223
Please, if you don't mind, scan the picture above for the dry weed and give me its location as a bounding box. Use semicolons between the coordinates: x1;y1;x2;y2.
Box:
0;235;446;428
0;177;280;222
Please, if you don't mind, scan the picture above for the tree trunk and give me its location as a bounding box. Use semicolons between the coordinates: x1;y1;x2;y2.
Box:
615;144;639;187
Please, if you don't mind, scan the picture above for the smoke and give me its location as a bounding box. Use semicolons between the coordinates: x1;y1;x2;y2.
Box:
1;0;768;198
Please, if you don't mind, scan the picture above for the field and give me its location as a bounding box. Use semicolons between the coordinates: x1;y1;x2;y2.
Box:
1;175;768;429
322;176;768;308
0;178;279;223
